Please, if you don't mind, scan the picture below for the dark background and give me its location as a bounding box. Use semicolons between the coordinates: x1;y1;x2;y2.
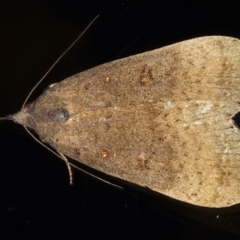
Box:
1;0;240;239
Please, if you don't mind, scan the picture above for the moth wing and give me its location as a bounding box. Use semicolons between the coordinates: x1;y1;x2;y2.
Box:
33;36;240;207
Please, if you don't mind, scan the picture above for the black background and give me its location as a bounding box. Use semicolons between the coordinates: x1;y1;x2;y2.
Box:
1;1;240;239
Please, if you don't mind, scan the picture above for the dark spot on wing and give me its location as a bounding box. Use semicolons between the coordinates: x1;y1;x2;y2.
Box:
47;108;69;122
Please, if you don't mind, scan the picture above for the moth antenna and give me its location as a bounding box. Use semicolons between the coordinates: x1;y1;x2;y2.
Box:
2;15;123;188
116;38;139;58
23;127;68;163
24;125;73;184
68;162;123;190
58;151;73;185
19;16;100;185
23;125;123;189
22;15;99;109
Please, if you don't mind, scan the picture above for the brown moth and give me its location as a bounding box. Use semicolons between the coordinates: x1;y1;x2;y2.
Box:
2;36;240;208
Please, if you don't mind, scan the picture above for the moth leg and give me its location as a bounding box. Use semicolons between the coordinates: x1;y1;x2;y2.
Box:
58;152;73;185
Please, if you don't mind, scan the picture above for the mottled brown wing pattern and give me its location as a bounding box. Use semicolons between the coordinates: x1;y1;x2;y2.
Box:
13;36;240;207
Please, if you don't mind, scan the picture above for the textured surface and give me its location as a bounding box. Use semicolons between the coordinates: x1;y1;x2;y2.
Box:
13;36;240;207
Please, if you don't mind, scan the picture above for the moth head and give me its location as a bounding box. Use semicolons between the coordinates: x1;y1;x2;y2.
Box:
10;101;70;131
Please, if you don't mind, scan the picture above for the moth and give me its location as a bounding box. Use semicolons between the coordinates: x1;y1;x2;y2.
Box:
2;34;240;208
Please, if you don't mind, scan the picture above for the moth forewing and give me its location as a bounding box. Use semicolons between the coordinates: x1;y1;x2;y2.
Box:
7;36;240;207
